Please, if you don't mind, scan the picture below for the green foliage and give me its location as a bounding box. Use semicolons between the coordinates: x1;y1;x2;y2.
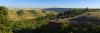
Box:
16;10;24;16
0;6;12;33
13;19;37;30
2;7;100;33
36;17;49;28
29;10;37;14
57;8;89;18
13;16;49;33
66;24;100;33
29;10;40;17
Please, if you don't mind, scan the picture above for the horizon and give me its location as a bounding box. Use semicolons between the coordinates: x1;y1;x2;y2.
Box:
1;0;100;8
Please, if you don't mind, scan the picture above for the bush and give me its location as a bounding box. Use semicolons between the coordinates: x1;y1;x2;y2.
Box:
16;10;24;16
0;6;13;33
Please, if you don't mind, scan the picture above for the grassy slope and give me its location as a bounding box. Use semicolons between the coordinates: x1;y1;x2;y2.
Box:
8;9;46;21
8;8;58;21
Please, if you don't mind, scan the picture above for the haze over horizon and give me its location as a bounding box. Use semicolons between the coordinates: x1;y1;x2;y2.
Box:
1;0;100;8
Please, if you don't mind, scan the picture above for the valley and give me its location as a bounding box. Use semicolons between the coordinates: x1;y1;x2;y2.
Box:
1;6;100;33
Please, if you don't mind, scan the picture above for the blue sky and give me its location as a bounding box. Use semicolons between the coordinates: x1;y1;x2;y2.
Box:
0;0;100;8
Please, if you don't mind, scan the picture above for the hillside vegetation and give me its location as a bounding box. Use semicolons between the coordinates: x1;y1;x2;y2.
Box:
1;6;100;33
8;9;47;21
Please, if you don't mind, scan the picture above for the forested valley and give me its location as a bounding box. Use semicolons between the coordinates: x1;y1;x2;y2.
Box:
1;6;100;33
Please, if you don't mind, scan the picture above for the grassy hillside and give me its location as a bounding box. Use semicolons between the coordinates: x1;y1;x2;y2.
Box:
4;7;100;33
8;9;46;21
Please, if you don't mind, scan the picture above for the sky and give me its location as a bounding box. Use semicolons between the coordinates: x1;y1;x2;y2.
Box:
0;0;100;8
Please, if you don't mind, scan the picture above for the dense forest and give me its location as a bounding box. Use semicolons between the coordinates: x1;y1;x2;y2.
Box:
1;6;100;33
